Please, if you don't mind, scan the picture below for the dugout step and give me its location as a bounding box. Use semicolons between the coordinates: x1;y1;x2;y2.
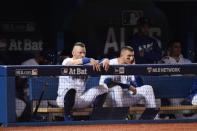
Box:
90;107;129;120
139;108;160;120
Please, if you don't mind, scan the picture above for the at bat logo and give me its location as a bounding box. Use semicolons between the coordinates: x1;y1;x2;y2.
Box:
61;67;87;75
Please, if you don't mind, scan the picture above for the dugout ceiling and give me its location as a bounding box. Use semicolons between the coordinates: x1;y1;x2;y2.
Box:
0;0;197;64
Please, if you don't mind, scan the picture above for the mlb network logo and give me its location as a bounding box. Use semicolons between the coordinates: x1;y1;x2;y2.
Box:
146;67;181;73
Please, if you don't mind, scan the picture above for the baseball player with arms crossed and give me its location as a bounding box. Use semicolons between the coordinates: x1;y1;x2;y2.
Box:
99;46;158;119
56;42;109;121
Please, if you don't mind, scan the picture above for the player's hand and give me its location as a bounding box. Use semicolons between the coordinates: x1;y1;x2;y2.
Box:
90;58;101;71
102;58;110;71
129;86;137;95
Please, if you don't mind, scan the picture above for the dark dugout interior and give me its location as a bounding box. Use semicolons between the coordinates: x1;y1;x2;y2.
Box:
0;0;197;64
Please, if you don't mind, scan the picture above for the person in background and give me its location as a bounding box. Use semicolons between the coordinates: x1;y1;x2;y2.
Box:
129;17;162;64
56;49;69;65
21;50;55;65
160;39;191;64
17;50;55;121
159;39;192;119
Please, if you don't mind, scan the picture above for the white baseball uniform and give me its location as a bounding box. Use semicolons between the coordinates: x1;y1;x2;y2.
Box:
161;55;191;64
99;58;156;108
56;57;108;108
21;58;39;65
15;58;39;118
20;58;49;116
16;98;26;117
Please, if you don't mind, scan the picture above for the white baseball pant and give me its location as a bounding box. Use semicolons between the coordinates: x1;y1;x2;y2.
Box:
105;85;156;108
16;98;26;117
192;94;197;105
56;85;108;109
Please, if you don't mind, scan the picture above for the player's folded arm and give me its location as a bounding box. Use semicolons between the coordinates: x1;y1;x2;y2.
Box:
103;78;130;89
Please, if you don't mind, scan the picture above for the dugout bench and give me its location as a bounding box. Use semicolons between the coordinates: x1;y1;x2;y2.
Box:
1;64;197;126
28;75;197;120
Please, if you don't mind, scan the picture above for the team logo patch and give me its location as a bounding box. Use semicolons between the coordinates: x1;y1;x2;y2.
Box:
115;67;125;74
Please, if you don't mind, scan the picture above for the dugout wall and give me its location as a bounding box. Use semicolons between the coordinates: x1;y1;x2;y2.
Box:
1;64;197;126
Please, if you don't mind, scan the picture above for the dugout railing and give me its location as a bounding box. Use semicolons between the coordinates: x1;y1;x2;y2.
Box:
1;64;197;126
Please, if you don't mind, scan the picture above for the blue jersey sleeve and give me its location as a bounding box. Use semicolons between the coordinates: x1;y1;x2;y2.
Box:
130;34;162;63
130;76;143;87
104;78;130;89
104;76;144;89
187;77;197;101
143;39;162;63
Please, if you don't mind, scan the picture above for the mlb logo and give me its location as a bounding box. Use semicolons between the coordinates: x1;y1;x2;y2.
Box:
61;68;69;75
119;67;125;74
147;67;153;73
115;67;125;74
122;10;143;26
115;68;119;74
32;69;38;75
